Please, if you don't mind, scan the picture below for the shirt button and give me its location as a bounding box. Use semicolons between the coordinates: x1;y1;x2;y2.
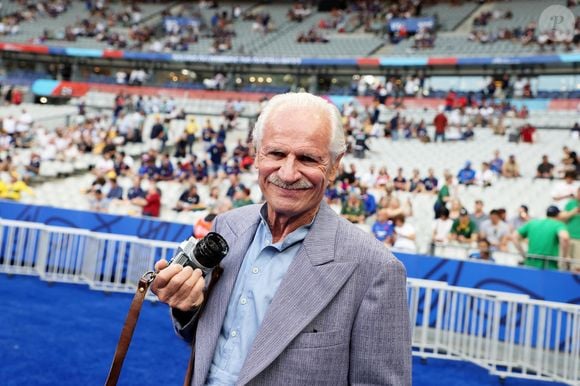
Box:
252;267;259;274
231;330;238;337
240;297;247;305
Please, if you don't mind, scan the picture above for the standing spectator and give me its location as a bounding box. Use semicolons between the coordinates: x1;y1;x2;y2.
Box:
536;155;555;179
431;207;454;247
470;200;489;231
514;205;570;270
150;117;167;152
509;204;530;231
449;208;477;245
479;209;510;251
520;122;536;143
185;116;199;155
434;173;453;218
551;171;578;209
433;109;448;142
208;140;227;177
559;187;580;271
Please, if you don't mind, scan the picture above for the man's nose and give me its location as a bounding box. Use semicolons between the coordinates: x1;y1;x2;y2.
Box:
277;156;301;182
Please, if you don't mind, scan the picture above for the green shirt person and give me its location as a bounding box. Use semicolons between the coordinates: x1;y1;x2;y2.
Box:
449;208;477;244
514;205;570;270
559;186;580;270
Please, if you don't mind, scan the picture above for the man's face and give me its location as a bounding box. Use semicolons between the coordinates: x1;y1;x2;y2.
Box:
255;104;341;221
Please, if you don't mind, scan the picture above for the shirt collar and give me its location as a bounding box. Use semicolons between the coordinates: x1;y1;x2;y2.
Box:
258;203;315;251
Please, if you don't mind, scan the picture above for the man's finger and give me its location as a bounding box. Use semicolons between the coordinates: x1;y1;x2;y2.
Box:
154;259;169;272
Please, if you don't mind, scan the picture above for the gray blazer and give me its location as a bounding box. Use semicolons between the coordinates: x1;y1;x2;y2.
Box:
174;201;411;385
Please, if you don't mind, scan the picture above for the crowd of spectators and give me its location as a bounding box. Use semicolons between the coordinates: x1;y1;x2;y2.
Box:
0;0;70;36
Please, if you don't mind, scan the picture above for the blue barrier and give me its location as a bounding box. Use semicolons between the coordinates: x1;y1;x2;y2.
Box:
0;200;192;242
397;252;580;305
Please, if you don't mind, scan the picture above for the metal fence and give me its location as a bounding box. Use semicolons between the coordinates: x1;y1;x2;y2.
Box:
1;218;578;385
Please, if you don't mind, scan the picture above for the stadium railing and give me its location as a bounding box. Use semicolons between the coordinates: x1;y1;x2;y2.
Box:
0;218;578;385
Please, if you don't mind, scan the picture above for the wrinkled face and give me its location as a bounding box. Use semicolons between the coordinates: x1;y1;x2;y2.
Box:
255;104;341;221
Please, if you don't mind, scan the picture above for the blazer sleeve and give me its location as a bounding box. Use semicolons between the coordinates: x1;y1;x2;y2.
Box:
349;257;412;386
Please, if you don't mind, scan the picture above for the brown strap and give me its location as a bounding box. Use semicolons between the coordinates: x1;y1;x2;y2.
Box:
105;275;152;386
183;266;223;386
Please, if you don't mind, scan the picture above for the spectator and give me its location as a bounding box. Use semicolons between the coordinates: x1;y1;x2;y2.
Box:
194;213;217;239
360;185;377;217
89;188;109;213
174;184;204;212
449;208;477;245
489;150;504;176
559;187;580;271
341;193;365;224
393;167;408;191
232;187;253;208
509;204;530;231
520;122;536;143
106;177;123;200
132;182;161;217
408;169;425;193
468;239;494;261
479;209;510;251
470;199;489;230
457;161;476;185
126;176;145;200
434;173;453;218
431;207;453;246
422;168;438;193
514;205;570;270
571;122;580;140
392;215;417;253
433;109;447;142
478;162;494;187
150;116;167;152
371;210;394;245
502;155;521;178
536;155;555;179
551;171;578;209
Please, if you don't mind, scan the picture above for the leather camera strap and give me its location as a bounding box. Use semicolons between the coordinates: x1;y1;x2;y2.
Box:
105;272;155;386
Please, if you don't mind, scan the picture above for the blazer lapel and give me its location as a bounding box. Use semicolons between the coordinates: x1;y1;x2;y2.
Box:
194;210;261;386
237;203;358;385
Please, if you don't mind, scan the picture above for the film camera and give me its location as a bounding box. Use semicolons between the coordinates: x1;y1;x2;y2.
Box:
169;232;229;275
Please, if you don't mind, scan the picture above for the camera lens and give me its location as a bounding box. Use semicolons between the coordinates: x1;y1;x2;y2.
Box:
193;232;229;268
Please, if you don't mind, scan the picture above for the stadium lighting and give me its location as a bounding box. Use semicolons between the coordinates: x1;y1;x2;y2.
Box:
181;69;189;75
39;97;48;104
266;77;272;83
249;76;256;83
235;77;242;84
257;76;264;83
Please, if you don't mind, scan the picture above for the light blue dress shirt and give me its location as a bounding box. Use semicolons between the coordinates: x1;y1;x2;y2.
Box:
205;205;313;385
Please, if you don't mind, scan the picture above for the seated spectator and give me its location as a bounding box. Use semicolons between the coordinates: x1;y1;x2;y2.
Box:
449;208;477;245
106;177;123;200
232;187;253;208
156;154;175;181
392;215;417;253
393;167;408;191
536;155;555;179
478;162;494;187
431;207;454;246
174;184;205;212
468;239;494;262
489;150;504;176
132;182;161;217
371;210;394;245
89;188;109;213
422;168;438;193
479;209;510;251
457;161;476;185
341;193;365;224
502;155;521;178
359;186;377;217
470;200;489;230
408;169;425;193
0;172;34;201
571;122;580;140
126;176;145;200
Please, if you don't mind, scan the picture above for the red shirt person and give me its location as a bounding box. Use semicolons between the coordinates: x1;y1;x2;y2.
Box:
433;111;448;142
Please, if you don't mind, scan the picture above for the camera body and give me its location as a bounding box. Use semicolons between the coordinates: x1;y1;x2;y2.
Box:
169;232;229;275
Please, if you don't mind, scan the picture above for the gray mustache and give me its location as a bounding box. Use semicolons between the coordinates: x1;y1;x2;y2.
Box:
268;174;313;190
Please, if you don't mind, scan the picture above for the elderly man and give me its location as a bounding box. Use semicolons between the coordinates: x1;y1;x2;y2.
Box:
151;93;411;385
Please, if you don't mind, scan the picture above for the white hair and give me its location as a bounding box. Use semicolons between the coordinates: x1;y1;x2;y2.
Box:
252;92;346;159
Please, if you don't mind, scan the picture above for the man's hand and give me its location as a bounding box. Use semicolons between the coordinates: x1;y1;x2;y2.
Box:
150;259;205;312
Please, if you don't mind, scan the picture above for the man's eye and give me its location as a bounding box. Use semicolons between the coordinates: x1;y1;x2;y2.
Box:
300;156;317;164
269;151;285;158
